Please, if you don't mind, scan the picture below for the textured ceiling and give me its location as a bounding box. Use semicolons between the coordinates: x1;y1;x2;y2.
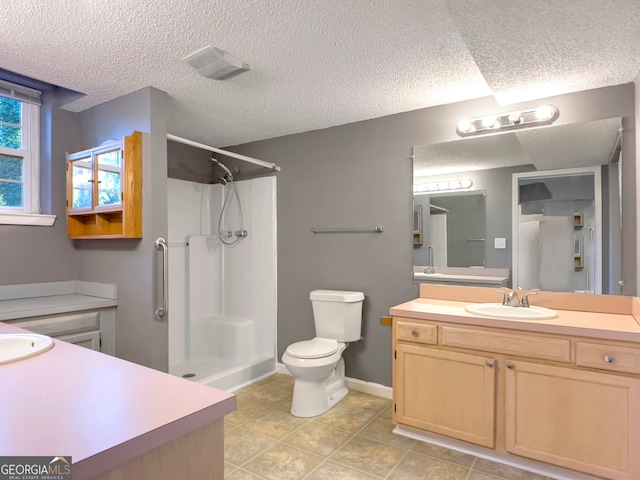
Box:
1;1;639;147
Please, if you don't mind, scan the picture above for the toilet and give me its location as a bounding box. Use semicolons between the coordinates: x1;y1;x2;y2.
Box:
282;289;365;418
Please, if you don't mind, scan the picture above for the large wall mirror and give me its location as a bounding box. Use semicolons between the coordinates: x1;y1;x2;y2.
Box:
413;117;622;294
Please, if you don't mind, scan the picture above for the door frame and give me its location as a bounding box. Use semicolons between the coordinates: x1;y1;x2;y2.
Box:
511;166;602;293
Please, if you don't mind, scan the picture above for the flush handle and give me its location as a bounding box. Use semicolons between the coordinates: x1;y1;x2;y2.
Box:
604;355;615;364
411;330;419;337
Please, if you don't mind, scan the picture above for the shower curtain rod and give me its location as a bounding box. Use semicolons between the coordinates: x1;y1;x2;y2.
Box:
167;133;281;172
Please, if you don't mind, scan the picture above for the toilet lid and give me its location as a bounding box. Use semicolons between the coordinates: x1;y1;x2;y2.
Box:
286;338;339;359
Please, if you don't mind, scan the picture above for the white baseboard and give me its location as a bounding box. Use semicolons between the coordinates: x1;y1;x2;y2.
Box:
275;362;392;399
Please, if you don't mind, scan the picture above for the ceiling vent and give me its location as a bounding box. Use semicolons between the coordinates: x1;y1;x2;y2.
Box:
182;46;250;80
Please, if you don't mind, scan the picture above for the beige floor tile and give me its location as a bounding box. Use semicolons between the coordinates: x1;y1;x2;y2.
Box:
243;443;324;480
225;421;238;434
313;403;378;432
225;427;277;466
237;384;292;406
467;472;502;480
235;383;265;395
283;420;353;456
225;461;237;477
409;442;476;468
274;396;293;413
341;391;392;412
330;435;405;477
226;468;269;480
473;458;549;480
380;404;395;419
305;460;381;480
226;397;274;425
269;374;295;387
388;451;470;480
360;415;416;449
243;408;310;439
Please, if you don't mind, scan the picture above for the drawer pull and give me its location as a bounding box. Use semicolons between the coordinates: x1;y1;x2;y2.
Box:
411;330;419;337
485;360;494;368
604;355;615;364
506;361;516;370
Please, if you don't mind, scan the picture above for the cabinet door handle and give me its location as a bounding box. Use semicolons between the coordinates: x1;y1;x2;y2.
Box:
485;360;494;368
506;361;516;370
604;355;615;364
411;330;419;337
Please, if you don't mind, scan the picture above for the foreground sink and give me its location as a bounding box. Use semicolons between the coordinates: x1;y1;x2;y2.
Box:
0;333;54;365
465;303;558;320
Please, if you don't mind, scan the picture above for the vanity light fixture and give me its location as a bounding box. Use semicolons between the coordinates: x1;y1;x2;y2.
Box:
413;179;473;194
456;105;559;137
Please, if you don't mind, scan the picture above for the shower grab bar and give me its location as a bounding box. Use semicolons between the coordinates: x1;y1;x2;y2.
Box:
311;225;384;234
155;237;168;320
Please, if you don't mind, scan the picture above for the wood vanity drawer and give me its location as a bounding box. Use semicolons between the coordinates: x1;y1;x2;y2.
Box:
575;342;640;374
9;311;100;336
395;319;438;345
441;326;571;363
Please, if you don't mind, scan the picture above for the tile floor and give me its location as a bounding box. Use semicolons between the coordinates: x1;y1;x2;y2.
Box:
224;374;553;480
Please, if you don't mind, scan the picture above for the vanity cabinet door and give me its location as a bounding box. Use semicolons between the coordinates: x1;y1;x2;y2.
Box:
505;360;640;480
395;344;496;447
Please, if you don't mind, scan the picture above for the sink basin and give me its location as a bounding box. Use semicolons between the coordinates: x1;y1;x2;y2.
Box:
0;333;54;365
465;303;558;320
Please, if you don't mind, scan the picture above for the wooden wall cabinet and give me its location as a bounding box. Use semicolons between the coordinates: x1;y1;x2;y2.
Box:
66;131;142;239
393;316;640;480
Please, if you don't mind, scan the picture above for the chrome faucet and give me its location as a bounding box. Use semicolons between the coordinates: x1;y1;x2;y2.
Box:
496;288;539;307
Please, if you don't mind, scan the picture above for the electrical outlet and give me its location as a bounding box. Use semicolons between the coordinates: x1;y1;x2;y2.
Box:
494;238;507;249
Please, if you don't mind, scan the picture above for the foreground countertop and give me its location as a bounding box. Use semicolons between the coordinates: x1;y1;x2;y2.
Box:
390;285;640;343
0;322;235;479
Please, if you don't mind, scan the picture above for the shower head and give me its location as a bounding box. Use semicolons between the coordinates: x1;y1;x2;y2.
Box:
212;157;233;183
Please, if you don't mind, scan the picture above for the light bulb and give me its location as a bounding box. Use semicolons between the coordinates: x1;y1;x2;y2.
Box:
535;105;555;121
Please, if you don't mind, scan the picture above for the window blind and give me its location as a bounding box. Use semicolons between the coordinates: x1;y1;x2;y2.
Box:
0;79;42;105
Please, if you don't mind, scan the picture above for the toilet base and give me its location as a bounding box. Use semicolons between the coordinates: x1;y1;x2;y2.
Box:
290;359;348;417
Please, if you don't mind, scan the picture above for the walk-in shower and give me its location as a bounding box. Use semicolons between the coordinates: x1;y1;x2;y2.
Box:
167;172;277;392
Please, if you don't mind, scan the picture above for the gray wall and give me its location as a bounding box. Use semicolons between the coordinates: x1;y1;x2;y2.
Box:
228;84;637;387
0;85;79;285
74;87;169;371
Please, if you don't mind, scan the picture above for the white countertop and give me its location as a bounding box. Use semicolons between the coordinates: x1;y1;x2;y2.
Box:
0;321;235;479
0;281;117;321
390;296;640;343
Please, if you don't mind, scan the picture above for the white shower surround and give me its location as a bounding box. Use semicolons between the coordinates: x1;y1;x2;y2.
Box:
167;176;277;392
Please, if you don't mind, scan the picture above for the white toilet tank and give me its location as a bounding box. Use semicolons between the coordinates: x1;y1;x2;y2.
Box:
310;290;364;342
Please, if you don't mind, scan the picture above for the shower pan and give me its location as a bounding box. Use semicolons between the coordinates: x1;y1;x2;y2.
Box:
167;175;277;391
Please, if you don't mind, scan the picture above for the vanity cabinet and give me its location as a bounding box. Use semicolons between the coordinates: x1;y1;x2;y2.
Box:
6;308;115;355
66;131;142;239
505;360;640;479
392;316;640;480
395;343;496;447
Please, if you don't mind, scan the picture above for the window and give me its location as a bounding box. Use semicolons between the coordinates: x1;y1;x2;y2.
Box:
0;79;47;223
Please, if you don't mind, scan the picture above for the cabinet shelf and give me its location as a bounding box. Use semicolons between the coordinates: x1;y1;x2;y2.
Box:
66;131;142;239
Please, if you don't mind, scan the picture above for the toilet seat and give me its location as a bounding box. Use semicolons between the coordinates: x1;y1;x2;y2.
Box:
286;337;339;359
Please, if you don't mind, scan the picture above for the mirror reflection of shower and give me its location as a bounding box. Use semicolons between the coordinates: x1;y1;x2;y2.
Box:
212;158;248;245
